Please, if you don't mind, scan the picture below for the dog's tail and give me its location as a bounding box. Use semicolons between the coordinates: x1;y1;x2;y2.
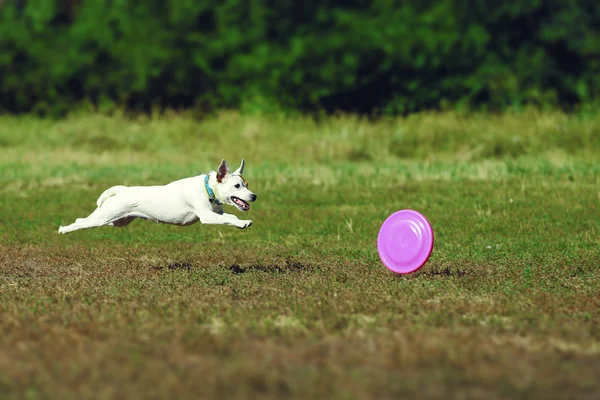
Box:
96;185;127;207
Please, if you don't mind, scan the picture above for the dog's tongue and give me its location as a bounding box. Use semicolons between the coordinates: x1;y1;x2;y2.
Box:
234;197;250;210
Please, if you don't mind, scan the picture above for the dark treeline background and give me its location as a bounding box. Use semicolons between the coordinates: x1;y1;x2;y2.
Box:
1;0;599;116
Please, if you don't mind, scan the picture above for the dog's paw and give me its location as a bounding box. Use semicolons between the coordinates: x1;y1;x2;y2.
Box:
58;226;65;234
236;220;253;229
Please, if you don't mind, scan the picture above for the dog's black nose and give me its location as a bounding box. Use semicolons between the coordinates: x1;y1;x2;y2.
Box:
250;194;257;202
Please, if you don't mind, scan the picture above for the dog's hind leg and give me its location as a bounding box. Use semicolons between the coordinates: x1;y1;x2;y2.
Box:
58;199;132;234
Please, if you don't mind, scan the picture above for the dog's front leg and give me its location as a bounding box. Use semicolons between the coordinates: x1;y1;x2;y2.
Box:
199;212;252;229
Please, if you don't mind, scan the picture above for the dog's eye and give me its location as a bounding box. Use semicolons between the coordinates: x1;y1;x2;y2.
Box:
234;184;241;188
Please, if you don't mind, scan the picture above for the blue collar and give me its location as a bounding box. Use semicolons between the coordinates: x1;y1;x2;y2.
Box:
204;175;221;204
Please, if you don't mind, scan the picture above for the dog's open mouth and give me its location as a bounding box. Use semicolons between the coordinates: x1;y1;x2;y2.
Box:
231;196;250;211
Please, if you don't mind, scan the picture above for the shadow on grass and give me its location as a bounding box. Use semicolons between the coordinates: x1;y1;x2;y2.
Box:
410;266;469;278
146;260;320;275
227;260;320;275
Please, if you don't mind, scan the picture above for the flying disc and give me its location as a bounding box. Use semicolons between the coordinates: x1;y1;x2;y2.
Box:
377;209;434;274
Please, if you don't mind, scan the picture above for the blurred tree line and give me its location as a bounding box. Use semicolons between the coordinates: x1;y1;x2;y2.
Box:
0;0;599;115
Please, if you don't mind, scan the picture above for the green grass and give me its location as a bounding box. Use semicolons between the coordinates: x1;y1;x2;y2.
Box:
0;110;599;399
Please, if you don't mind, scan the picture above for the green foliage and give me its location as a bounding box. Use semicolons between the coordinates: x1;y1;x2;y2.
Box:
0;0;599;115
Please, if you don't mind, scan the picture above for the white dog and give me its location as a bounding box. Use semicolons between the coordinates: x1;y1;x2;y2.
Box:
58;159;256;234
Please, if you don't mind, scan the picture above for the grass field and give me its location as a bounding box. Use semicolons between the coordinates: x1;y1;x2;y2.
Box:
1;110;599;399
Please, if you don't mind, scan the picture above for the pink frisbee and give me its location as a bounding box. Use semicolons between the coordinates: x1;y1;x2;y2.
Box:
377;209;434;274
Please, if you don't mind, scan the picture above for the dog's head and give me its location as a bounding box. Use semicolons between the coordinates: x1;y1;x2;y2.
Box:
215;159;257;211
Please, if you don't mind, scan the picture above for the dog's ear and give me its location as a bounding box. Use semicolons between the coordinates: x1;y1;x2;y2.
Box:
233;158;245;176
217;159;230;182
